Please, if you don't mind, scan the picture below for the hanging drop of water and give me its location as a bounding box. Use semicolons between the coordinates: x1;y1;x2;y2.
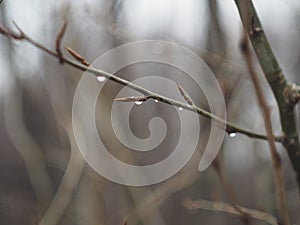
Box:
97;76;106;82
154;100;158;103
178;107;183;111
229;132;237;138
135;101;143;105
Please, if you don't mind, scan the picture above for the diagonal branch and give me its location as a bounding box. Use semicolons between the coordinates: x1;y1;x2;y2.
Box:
182;198;279;225
0;23;286;144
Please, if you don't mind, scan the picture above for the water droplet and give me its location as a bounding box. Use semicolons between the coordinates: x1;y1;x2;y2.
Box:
154;100;158;103
97;76;106;82
229;132;237;138
178;107;183;111
135;101;143;105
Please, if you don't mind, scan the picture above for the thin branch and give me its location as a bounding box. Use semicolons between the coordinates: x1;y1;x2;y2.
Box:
240;33;289;225
212;158;250;224
38;127;85;225
66;47;90;66
55;21;67;63
182;198;279;225
0;23;286;144
115;95;151;102
177;83;194;106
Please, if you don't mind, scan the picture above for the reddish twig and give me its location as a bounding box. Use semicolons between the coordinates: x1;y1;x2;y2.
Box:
177;83;194;106
66;47;90;66
55;21;67;63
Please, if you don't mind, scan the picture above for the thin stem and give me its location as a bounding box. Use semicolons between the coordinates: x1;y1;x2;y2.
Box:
0;23;286;144
238;2;290;224
182;198;279;225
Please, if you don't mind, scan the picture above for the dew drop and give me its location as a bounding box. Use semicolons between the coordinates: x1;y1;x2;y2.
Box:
96;76;106;82
229;132;237;138
178;107;183;111
154;100;158;103
135;101;143;105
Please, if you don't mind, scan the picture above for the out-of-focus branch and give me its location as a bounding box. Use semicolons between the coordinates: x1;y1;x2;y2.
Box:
0;23;286;143
1;6;53;212
234;0;300;194
38;22;86;225
240;32;290;225
38;126;85;225
212;158;250;223
182;198;279;225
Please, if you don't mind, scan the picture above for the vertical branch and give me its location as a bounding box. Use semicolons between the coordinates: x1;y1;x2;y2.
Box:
240;33;290;225
234;0;300;193
237;2;290;223
1;2;53;212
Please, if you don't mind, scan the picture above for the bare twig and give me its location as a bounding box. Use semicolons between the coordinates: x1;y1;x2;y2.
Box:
0;23;287;143
66;47;90;66
55;21;67;63
240;25;290;225
177;83;194;106
182;198;279;225
115;95;151;102
38;127;85;225
212;159;250;224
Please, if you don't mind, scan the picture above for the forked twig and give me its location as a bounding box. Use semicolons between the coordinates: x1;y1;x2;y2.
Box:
55;21;67;63
0;22;287;144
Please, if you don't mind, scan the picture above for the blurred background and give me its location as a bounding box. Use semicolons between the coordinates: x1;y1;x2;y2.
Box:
0;0;300;224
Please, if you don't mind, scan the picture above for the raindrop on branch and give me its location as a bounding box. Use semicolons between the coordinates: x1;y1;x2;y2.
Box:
97;76;106;82
229;132;237;138
135;101;143;105
178;107;183;111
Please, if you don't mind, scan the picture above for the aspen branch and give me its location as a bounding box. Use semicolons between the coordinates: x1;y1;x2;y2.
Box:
0;23;286;144
234;0;300;195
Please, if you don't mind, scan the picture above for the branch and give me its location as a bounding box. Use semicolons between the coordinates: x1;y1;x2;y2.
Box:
55;21;67;63
234;0;300;197
177;83;195;106
182;198;279;225
240;30;290;225
0;23;286;144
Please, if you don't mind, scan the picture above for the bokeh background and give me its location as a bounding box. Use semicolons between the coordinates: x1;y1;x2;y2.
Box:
0;0;300;224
